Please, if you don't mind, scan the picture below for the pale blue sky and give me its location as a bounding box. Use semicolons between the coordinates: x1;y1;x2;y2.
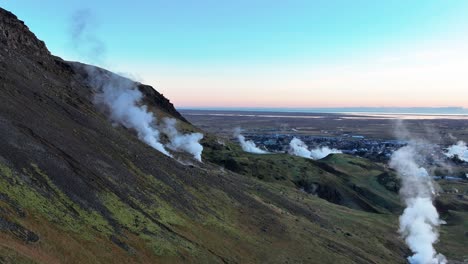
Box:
3;1;468;107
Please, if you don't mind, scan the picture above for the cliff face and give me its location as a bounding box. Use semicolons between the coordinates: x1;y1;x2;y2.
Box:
0;8;49;57
0;7;424;264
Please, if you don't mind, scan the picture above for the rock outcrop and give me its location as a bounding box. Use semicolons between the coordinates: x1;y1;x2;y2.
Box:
0;8;49;57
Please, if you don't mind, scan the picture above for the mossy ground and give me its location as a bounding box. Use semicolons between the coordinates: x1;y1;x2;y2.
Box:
0;157;406;263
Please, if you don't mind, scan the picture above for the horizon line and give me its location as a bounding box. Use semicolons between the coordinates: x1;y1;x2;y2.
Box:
177;106;468;115
178;106;468;111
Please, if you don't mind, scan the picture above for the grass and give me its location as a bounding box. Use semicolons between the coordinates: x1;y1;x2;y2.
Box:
202;138;402;213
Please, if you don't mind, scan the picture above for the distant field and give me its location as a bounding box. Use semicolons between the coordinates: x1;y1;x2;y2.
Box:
180;110;468;143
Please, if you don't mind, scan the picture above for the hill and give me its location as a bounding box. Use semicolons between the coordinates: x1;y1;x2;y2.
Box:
0;7;466;263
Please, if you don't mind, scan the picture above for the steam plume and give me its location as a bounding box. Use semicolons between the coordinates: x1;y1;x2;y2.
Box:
444;141;468;162
89;68;171;156
69;10;171;156
69;8;106;63
288;137;341;160
390;131;446;263
69;11;204;161
161;118;204;162
85;67;205;161
233;128;268;154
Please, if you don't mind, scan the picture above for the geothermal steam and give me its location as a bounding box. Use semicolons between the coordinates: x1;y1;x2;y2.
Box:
90;70;171;156
161;118;204;161
390;142;447;264
69;9;106;63
234;128;268;154
87;67;203;161
444;141;468;162
69;10;203;161
289;137;341;160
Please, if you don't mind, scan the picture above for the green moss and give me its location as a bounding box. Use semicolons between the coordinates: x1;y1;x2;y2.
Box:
100;192;190;256
188;186;254;243
0;162;112;239
0;163;14;179
119;158;188;227
154;201;187;227
122;158;173;194
100;192;160;234
143;236;179;256
202;216;242;240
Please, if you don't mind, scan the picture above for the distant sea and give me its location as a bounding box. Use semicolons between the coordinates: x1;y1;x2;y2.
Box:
179;107;468;116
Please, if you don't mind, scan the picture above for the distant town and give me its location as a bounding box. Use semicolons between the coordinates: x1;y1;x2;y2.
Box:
240;133;405;161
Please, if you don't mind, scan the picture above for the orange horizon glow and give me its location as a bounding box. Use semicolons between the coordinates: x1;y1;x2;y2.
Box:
173;101;468;109
129;38;468;109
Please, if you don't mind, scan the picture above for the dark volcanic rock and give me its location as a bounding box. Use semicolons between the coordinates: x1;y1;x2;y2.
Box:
0;8;49;57
0;216;39;243
138;83;188;123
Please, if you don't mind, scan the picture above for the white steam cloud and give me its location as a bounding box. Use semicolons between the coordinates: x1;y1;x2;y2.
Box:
161;118;204;162
444;141;468;162
234;128;268;154
90;69;171;156
85;67;203;161
69;10;203;161
288;137;341;160
390;141;447;264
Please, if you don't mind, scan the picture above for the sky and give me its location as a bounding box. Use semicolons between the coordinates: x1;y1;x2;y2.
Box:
2;1;468;108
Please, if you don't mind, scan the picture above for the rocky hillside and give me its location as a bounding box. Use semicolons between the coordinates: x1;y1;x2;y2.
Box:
0;7;466;263
0;8;49;57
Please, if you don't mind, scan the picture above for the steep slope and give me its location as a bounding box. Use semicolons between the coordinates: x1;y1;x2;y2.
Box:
1;7;464;263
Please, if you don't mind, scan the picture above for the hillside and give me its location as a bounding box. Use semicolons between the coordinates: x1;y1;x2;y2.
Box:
203;138;402;214
0;7;466;263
